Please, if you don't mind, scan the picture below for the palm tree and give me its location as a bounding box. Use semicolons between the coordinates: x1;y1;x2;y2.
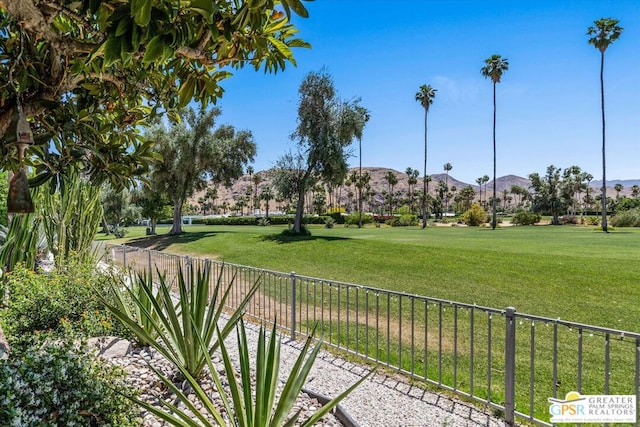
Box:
415;84;437;228
481;54;509;230
260;185;275;219
614;183;623;199
252;173;263;211
383;171;398;214
405;167;419;214
354;106;371;228
443;162;452;213
476;177;484;205
483;175;490;205
588;18;623;232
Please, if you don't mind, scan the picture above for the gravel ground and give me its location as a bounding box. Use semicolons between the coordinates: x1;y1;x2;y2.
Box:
103;317;505;427
238;321;505;427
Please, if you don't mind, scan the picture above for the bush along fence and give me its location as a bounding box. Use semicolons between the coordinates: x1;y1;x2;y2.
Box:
99;243;640;427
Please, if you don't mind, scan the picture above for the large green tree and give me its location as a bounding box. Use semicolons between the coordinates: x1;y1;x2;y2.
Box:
272;70;366;234
481;54;509;230
148;108;256;235
528;165;582;225
0;0;309;196
415;84;436;228
587;18;623;232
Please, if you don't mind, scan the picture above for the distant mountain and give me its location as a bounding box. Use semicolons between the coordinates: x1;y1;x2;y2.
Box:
592;179;640;188
190;167;638;211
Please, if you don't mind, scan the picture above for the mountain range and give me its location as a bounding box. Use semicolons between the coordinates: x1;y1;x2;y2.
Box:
192;167;639;210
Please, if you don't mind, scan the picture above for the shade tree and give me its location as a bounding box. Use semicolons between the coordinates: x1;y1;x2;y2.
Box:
147;108;255;235
0;0;311;203
272;70;367;234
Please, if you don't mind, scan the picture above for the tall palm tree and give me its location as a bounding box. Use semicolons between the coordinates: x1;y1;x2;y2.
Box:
443;162;452;213
588;18;623;232
355;106;371;228
405;167;419;214
476;176;484;206
415;84;437;228
481;54;509;230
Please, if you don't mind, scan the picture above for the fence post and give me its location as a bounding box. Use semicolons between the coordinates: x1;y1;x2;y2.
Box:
290;272;296;339
122;245;126;269
204;259;212;298
185;256;191;288
147;249;152;280
505;307;517;426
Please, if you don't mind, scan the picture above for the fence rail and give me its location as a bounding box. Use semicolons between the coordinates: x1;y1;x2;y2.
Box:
99;243;640;426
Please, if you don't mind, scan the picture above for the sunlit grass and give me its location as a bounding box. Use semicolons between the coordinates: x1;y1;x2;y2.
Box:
99;224;640;331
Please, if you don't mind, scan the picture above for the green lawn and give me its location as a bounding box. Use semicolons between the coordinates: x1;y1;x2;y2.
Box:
98;224;640;332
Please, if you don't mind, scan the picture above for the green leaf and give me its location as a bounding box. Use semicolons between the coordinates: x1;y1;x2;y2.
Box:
103;36;121;66
268;36;293;59
282;0;309;18
142;35;164;63
189;0;215;23
178;76;196;108
115;16;130;37
130;0;152;26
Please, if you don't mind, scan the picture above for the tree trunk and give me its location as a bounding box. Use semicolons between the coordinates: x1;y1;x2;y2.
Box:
422;110;428;228
151;218;157;234
491;82;497;230
599;51;608;232
293;188;306;233
358;137;363;228
170;203;183;235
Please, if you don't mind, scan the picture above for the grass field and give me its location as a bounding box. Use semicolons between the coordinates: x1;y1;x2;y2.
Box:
98;223;640;423
98;223;640;332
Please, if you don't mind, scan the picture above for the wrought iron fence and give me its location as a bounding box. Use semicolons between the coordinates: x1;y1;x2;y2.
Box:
98;243;640;426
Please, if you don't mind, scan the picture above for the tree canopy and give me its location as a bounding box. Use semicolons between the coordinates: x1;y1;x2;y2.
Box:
0;0;310;191
148;107;256;235
272;70;368;234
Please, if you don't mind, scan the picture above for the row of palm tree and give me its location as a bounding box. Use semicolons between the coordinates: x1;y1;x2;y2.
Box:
414;18;622;232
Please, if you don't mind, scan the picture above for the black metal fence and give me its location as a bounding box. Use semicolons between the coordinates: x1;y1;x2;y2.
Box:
99;243;640;426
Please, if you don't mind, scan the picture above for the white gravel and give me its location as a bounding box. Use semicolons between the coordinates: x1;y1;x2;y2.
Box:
236;320;506;427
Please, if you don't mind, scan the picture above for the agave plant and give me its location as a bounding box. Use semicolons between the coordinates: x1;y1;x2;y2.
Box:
128;318;373;427
101;263;260;378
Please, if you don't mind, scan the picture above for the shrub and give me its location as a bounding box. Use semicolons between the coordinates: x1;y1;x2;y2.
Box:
610;208;640;227
324;217;336;228
326;211;345;224
386;214;418;227
560;215;578;225
587;216;600;226
344;213;373;226
512;210;541;226
257;217;270;226
0;338;137;426
461;203;487;226
102;265;259;379
1;260;129;343
280;225;312;237
125;319;372;427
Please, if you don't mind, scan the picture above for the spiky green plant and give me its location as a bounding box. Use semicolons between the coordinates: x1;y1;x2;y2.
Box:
0;212;42;271
40;170;103;263
125;318;373;427
101;263;260;378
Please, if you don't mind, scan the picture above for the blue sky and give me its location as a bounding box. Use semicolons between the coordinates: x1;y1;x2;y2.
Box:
216;0;639;184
